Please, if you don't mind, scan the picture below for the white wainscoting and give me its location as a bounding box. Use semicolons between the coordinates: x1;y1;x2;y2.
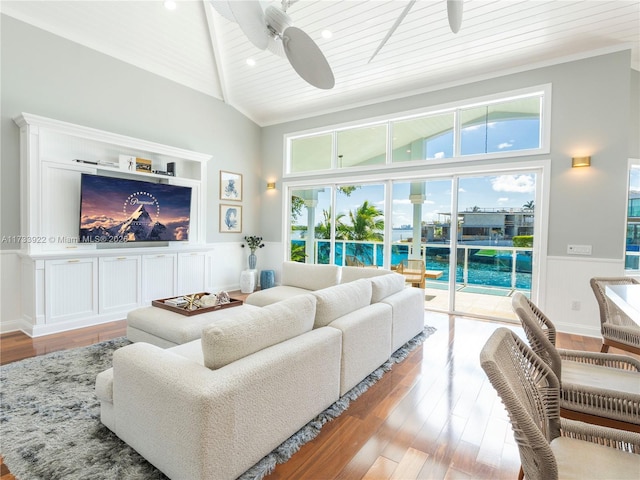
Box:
542;256;625;337
208;242;285;292
1;250;27;334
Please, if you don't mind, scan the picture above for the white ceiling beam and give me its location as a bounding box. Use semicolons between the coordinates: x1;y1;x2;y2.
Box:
203;0;229;103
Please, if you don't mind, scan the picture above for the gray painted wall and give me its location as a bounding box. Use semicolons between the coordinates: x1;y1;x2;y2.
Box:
1;15;262;248
261;51;635;261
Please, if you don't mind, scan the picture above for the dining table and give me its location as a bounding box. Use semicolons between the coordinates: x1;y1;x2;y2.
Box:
605;284;640;326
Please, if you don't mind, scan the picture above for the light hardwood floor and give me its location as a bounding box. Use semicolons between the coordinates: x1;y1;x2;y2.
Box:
0;312;625;480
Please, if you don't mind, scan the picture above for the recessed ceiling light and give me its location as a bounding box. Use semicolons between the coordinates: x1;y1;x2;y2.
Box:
246;58;256;67
321;29;333;39
164;1;177;10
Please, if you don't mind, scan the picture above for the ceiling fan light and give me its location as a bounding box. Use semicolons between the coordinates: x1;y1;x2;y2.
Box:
321;29;333;39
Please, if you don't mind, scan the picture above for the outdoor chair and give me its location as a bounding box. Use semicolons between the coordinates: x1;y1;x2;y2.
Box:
397;259;425;289
590;277;640;356
345;255;364;267
480;328;640;480
512;292;640;433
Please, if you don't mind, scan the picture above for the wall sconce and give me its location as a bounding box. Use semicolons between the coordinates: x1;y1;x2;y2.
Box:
572;156;591;168
266;181;276;190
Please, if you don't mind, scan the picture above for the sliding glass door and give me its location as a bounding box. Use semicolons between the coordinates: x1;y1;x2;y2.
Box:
286;169;540;321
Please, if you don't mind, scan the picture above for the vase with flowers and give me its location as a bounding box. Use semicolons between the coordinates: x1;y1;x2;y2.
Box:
242;235;265;270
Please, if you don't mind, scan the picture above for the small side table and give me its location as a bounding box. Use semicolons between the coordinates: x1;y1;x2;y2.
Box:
260;270;275;289
240;270;256;294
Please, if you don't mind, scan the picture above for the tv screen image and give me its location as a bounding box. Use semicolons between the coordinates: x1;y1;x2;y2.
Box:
79;173;192;243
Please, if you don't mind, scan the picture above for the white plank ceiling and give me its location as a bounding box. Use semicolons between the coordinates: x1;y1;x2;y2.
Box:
2;0;639;126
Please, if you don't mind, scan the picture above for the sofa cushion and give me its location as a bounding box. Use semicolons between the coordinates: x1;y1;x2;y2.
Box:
370;273;406;303
312;279;372;328
244;285;311;307
282;261;340;291
340;266;392;284
201;294;316;370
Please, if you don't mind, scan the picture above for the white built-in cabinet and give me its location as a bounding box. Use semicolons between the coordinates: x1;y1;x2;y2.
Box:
45;257;98;324
14;113;213;336
177;251;209;295
141;253;177;303
99;255;141;315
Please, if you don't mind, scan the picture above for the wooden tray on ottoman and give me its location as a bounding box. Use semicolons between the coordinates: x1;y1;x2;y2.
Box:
152;293;243;316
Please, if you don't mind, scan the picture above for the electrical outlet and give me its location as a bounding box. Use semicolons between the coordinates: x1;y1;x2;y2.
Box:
567;244;592;255
571;300;581;311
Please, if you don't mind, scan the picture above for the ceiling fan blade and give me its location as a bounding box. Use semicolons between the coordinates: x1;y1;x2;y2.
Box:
368;0;416;64
209;0;235;22
282;26;335;89
447;0;463;34
228;0;269;50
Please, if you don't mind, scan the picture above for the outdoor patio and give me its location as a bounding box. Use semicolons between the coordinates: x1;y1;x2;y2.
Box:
423;282;524;321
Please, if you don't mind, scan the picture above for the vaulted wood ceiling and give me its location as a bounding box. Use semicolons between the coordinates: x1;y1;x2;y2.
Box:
3;0;638;126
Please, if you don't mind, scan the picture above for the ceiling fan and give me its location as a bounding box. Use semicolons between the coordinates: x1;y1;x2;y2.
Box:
210;0;335;90
368;0;464;63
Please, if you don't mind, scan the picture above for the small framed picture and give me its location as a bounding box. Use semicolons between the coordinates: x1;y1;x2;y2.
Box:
219;204;242;233
220;171;242;201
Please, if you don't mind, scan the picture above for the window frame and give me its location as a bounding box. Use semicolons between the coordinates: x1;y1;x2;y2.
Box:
284;85;551;178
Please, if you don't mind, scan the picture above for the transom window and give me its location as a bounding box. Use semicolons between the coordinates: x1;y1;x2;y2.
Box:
286;86;549;175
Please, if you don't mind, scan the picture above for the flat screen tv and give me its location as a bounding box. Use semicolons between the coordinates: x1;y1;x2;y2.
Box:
79;173;192;243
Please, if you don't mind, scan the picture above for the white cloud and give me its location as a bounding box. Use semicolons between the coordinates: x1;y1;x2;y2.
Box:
498;142;513;149
491;174;535;193
393;198;412;205
497;197;509;203
458;187;467;192
434;151;445;159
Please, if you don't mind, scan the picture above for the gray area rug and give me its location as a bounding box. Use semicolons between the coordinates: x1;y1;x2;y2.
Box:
1;326;436;480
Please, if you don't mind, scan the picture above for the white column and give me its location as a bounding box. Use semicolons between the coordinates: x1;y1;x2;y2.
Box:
305;199;317;263
409;182;426;260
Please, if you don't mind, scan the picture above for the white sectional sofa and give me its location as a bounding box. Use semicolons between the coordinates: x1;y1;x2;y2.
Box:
96;263;425;480
244;260;392;307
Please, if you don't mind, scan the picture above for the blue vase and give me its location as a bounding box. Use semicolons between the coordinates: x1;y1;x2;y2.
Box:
248;252;257;270
260;270;275;289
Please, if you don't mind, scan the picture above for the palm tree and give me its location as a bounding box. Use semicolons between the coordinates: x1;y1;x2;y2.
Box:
346;200;384;242
316;208;347;239
343;201;384;263
523;200;535;211
313;201;384;265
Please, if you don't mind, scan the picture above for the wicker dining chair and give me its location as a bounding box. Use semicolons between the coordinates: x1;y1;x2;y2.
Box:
480;328;640;480
590;277;640;356
511;292;640;433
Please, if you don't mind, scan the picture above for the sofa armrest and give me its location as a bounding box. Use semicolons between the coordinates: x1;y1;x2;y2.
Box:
381;287;425;352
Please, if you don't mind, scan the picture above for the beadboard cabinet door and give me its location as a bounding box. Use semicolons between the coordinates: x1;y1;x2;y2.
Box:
142;254;177;303
99;256;141;314
177;251;208;295
45;258;98;324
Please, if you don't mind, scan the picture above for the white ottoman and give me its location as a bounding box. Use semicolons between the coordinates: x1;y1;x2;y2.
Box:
126;303;262;348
